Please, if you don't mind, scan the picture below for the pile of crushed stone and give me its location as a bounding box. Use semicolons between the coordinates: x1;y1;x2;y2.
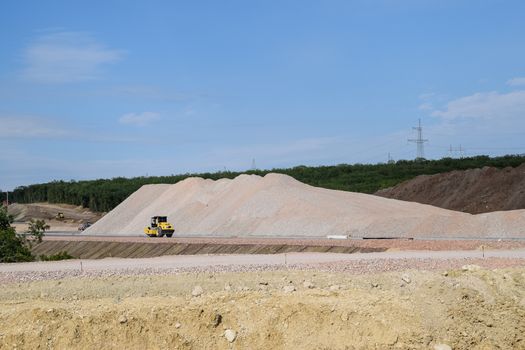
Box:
85;173;525;238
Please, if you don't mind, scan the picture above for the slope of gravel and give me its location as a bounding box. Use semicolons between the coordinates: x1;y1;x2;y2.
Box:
41;235;525;251
376;163;525;214
85;173;525;238
85;184;170;234
1;252;524;284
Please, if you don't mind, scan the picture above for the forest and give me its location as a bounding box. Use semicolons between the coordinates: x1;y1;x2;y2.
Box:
3;155;525;213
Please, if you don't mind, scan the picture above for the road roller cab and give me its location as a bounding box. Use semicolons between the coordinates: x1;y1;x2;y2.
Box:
144;216;174;237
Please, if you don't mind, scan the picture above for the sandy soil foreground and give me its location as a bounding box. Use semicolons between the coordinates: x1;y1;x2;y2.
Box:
1;253;525;349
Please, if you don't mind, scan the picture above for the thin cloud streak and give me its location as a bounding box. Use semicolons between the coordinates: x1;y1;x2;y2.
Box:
109;85;198;101
431;90;525;121
119;112;161;126
507;77;525;86
417;86;525;158
210;137;340;159
0;116;69;138
0;115;148;143
20;31;123;83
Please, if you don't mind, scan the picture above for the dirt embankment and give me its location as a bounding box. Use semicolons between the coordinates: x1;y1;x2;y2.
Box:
376;163;525;214
29;240;384;259
0;268;524;349
27;236;525;260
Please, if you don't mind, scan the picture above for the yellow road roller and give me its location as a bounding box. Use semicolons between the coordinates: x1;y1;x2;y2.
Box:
144;216;174;237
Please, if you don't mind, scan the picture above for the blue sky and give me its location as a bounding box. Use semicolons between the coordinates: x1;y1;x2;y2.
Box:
1;0;525;190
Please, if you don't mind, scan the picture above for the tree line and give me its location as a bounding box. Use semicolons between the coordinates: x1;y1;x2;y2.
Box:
2;154;524;213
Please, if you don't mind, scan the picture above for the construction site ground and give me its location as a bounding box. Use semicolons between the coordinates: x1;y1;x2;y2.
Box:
7;202;104;233
1;238;525;349
3;170;525;350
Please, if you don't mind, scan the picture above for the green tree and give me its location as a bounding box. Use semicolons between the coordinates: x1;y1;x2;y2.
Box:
27;219;50;243
0;205;13;230
0;207;33;262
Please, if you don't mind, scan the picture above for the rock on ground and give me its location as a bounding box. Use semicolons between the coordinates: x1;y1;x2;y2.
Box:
283;285;296;293
224;329;237;343
191;285;204;297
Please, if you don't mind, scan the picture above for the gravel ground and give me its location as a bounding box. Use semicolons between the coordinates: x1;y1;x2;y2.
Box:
1;251;524;284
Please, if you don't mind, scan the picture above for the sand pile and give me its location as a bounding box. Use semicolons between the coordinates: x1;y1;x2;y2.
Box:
85;173;525;238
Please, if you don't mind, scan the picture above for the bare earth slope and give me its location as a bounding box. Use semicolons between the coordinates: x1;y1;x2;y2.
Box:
376;163;525;214
8;202;103;232
1;265;524;349
85;173;525;238
8;202;102;223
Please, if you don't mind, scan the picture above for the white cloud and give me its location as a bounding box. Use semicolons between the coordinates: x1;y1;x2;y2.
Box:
0;116;69;138
210;137;341;162
431;90;525;120
417;88;525;158
119;112;160;126
418;102;433;111
21;31;123;83
183;107;196;117
507;77;525;86
418;92;436;100
110;85;192;101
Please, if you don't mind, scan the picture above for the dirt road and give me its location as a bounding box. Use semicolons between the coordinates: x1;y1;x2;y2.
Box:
2;249;525;274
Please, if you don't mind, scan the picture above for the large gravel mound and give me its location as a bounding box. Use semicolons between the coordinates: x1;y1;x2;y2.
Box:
376;163;525;214
85;173;525;238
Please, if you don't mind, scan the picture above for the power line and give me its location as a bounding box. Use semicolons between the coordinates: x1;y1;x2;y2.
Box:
448;144;465;158
467;147;525;151
408;119;428;159
387;152;395;164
